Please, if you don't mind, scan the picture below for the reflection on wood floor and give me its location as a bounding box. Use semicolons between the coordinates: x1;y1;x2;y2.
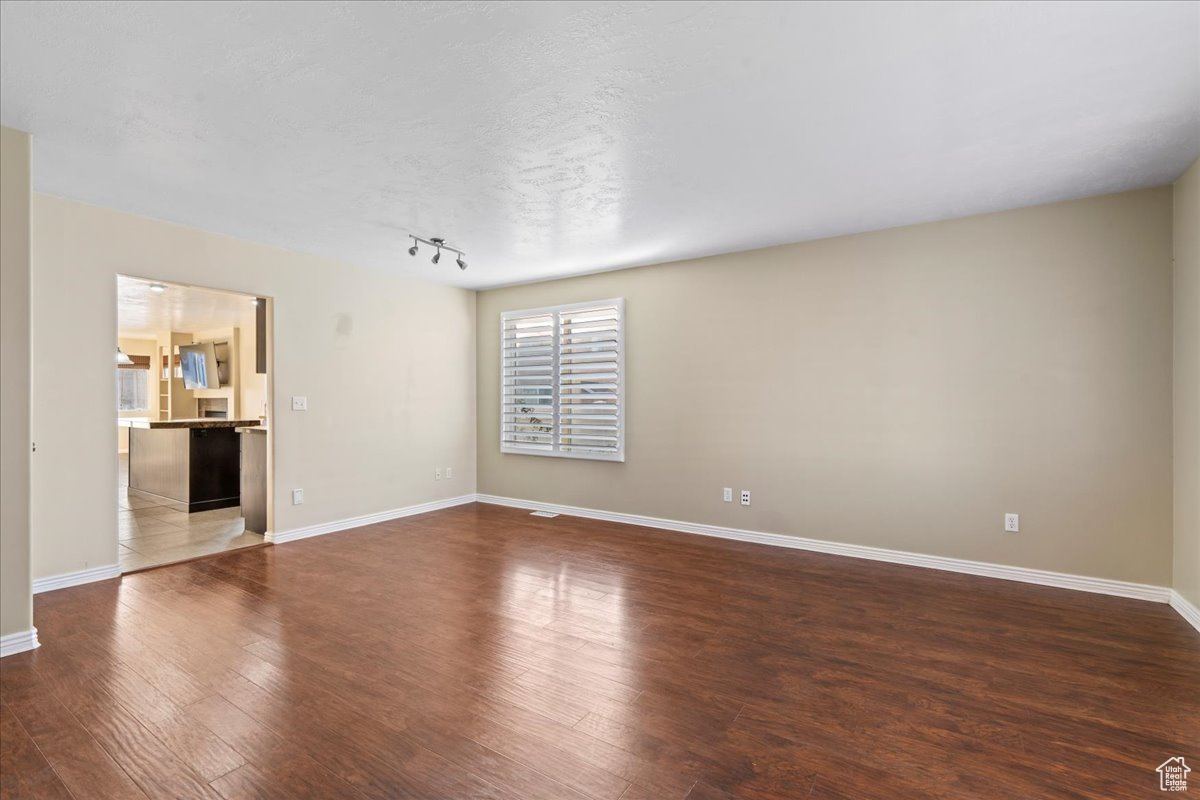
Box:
3;502;1197;799
118;454;263;572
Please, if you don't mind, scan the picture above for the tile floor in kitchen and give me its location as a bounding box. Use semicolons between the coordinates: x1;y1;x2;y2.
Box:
118;454;265;572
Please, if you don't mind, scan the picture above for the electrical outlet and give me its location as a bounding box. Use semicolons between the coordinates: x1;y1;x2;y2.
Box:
1004;513;1019;532
292;488;304;505
435;468;442;481
723;487;733;502
740;490;751;506
291;395;307;411
446;467;453;479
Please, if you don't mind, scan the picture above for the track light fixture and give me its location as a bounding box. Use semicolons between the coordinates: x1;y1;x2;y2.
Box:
407;235;467;271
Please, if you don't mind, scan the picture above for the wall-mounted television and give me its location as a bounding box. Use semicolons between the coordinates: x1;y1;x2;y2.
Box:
179;342;219;389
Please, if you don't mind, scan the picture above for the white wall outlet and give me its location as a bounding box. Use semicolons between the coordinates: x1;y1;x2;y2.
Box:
292;488;304;505
291;395;308;411
434;468;442;480
740;490;751;506
723;487;733;503
446;467;453;479
1004;513;1019;532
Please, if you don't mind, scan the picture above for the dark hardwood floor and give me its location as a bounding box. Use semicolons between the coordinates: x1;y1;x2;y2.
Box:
2;502;1197;799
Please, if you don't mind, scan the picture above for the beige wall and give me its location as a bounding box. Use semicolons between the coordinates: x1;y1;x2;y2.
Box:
31;194;477;581
478;187;1175;586
116;336;158;453
1174;160;1200;608
1;127;33;637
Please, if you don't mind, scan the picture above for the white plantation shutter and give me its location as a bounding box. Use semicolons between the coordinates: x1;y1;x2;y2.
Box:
501;298;624;462
558;302;622;457
501;311;556;451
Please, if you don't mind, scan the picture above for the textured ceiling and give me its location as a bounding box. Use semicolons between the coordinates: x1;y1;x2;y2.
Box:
2;1;1198;289
117;275;257;338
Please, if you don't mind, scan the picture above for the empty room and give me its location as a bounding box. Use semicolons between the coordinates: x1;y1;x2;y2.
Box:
1;2;1197;799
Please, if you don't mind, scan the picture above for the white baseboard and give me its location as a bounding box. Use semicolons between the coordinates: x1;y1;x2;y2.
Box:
476;494;1173;604
23;496;1191;634
1170;591;1200;634
268;494;477;544
0;627;39;658
33;564;122;594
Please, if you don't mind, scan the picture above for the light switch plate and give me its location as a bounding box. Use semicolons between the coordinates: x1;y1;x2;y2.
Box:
292;489;304;505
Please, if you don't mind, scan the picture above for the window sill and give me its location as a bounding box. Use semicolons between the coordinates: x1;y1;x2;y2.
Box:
501;446;625;463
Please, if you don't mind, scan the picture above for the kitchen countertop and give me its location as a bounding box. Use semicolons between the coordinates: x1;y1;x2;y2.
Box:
235;426;268;434
118;418;263;430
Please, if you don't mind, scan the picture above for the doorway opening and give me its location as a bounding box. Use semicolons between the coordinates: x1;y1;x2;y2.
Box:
116;275;273;572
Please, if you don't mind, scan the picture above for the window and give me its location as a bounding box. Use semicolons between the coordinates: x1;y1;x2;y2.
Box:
501;298;624;461
116;358;150;411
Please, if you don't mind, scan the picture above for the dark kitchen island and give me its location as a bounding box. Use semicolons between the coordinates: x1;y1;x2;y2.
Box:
121;418;262;512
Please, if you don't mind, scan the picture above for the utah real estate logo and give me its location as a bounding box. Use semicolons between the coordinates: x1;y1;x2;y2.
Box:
1158;757;1191;792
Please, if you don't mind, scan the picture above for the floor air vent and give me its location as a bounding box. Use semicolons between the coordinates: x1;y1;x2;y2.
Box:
530;511;560;518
